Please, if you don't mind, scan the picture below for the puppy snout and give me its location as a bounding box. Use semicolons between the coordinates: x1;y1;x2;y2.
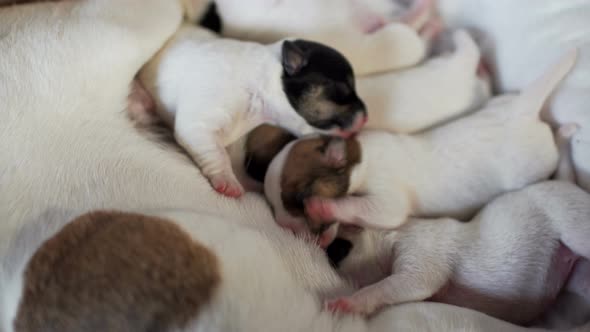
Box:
330;109;367;138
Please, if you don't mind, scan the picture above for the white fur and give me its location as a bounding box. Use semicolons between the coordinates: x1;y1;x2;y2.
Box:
437;0;590;192
214;0;428;75
0;1;583;331
331;181;590;325
138;24;319;196
360;29;491;133
266;50;575;238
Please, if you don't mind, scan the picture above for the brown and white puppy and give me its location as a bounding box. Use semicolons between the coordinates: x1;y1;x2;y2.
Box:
324;181;590;325
264;50;576;247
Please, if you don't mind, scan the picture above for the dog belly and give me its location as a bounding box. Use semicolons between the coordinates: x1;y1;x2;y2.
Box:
430;243;579;325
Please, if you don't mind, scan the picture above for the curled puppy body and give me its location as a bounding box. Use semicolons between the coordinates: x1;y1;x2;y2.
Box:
325;181;590;325
264;50;577;247
214;0;435;75
139;24;366;198
360;29;492;134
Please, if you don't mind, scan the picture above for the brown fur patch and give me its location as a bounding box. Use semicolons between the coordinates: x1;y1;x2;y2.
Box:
245;124;296;182
14;211;220;332
281;136;361;232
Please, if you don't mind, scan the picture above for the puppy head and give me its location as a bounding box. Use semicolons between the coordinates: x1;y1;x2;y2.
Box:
281;40;367;137
264;135;361;235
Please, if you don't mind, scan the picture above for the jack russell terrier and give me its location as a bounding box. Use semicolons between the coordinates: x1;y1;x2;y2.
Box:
325;181;590;326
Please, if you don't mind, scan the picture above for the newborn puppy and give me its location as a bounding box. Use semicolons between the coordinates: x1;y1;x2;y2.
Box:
360;29;491;133
264;50;577;247
139;24;366;198
326;181;590;325
214;0;436;75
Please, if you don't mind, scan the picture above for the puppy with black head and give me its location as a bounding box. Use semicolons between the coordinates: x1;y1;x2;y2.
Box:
139;24;366;198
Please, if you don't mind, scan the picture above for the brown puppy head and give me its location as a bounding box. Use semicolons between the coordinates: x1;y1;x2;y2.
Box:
244;124;296;183
14;211;221;332
264;135;361;234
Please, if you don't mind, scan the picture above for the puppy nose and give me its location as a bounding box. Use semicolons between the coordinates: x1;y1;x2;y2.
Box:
346;111;367;134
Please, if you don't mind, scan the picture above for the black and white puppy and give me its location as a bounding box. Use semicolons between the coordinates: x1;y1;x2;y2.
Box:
139;24;367;198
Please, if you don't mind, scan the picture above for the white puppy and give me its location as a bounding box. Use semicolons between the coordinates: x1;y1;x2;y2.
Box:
360;29;491;133
213;0;434;75
324;181;590;326
437;0;590;193
264;50;576;247
139;24;367;197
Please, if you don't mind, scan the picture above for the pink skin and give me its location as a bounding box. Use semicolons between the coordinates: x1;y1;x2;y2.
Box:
127;79;158;125
326;298;356;314
210;175;244;198
330;114;368;139
317;223;339;249
305;196;388;231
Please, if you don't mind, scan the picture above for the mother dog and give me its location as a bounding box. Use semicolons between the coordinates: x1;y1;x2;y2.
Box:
0;1;587;331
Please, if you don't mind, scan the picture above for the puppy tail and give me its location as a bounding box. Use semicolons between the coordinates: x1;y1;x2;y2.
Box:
515;49;578;118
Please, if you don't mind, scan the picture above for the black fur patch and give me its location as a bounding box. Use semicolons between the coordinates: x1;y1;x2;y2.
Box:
281;40;366;132
198;2;222;33
326;238;353;268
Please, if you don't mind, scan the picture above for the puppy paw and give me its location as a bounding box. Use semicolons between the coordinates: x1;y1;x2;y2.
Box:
210;174;244;198
305;197;336;222
325;297;360;315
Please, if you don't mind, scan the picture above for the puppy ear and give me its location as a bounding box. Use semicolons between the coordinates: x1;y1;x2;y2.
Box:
282;41;308;76
321;138;347;168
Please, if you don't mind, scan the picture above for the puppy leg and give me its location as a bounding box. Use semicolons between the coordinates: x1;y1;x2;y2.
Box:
326;247;451;315
305;194;411;230
175;126;245;198
555;123;580;183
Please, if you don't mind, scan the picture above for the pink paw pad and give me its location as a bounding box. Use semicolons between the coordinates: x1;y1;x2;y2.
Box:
211;179;244;198
326;298;355;314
